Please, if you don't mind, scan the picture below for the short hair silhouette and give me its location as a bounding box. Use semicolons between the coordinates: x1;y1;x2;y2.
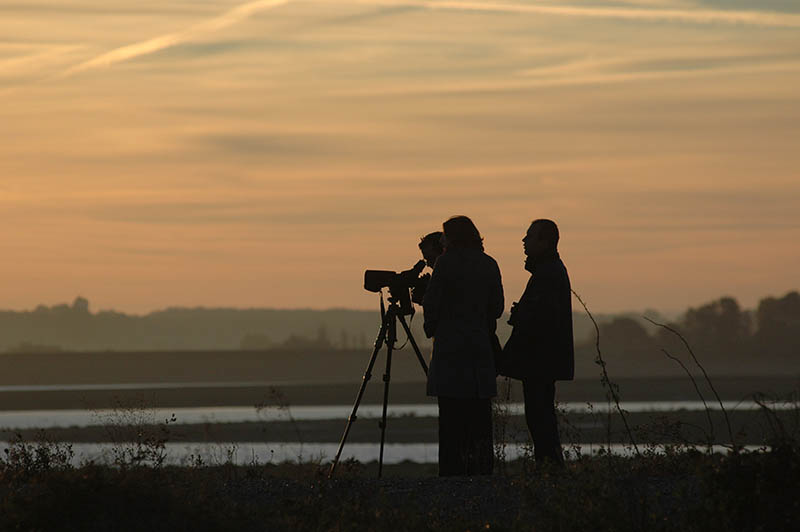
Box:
530;219;559;250
443;215;484;251
419;231;444;253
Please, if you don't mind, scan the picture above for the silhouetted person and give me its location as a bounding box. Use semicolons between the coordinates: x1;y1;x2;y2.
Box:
419;231;444;268
423;216;504;476
411;231;444;305
501;219;574;466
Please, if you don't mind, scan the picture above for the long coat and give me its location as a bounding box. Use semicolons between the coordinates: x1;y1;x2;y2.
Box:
501;253;574;381
422;248;504;398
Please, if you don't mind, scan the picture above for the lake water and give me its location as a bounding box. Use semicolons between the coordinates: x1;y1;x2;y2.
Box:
0;400;795;430
0;441;764;467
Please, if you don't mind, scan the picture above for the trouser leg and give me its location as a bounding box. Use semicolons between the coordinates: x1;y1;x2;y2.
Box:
467;397;494;476
522;379;563;465
438;397;494;476
438;397;467;476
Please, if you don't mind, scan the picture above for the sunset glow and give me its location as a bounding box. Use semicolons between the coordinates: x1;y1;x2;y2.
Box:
2;0;799;313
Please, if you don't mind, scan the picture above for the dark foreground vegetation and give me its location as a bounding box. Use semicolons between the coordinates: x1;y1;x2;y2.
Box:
2;441;799;532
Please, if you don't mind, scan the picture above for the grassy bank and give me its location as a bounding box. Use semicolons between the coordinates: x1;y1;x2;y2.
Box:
2;444;799;531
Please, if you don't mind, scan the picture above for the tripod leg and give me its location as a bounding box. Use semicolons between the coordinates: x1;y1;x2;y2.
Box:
378;315;395;479
397;314;428;376
328;313;389;478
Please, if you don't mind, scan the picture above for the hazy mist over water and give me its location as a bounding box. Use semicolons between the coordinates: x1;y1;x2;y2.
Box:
1;0;799;314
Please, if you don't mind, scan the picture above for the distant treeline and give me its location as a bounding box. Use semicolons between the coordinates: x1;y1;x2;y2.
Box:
0;298;381;353
1;292;798;376
587;291;800;377
0;297;616;354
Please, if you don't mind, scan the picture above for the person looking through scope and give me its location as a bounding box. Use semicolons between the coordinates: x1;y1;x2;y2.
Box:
364;231;444;312
419;231;444;268
422;216;504;476
411;231;444;305
331;233;441;477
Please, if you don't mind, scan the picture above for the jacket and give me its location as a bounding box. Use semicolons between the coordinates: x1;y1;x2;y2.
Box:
501;253;574;381
422;248;504;398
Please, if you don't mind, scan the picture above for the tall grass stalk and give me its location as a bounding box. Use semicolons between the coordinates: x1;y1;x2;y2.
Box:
644;316;737;450
572;289;640;456
492;377;513;474
659;347;715;448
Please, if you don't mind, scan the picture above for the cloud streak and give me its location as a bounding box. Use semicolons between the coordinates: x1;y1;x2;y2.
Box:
365;0;800;28
0;45;84;77
341;58;800;96
62;0;291;76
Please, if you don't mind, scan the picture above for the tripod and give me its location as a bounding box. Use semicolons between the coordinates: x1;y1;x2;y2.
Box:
328;294;428;478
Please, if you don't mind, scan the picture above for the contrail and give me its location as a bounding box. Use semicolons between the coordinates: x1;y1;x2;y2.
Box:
357;0;800;28
62;0;291;76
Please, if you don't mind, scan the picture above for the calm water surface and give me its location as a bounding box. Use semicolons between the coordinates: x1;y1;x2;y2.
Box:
0;400;794;429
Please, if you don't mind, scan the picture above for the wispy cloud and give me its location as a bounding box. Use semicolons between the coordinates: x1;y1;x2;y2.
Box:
341;58;800;96
612;0;698;6
0;45;84;77
61;0;291;76
365;0;800;28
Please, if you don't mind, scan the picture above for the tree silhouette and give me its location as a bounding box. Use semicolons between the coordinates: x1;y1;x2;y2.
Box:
756;291;800;359
666;297;752;358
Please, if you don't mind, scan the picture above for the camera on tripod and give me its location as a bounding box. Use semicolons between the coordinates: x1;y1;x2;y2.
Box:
364;259;429;315
333;260;430;478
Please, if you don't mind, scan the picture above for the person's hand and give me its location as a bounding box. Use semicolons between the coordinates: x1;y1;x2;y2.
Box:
411;273;431;305
507;301;519;325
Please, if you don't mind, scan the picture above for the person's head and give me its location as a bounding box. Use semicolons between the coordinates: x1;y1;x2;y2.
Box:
523;219;559;258
419;231;444;268
442;215;484;252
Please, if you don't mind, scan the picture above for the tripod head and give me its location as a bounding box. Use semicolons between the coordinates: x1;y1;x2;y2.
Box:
364;260;425;316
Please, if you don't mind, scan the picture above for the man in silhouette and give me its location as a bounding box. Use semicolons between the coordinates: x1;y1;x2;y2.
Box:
411;231;444;305
419;231;444;268
502;219;574;465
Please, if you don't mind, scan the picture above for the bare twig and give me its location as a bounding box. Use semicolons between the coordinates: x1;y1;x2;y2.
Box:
659;347;715;449
492;377;513;473
572;289;640;456
643;317;737;450
257;387;305;458
752;392;797;449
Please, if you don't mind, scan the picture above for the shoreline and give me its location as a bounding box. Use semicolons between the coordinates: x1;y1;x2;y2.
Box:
1;375;796;411
2;409;792;445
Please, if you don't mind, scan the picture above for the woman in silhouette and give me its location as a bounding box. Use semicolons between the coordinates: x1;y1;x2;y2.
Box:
422;215;504;476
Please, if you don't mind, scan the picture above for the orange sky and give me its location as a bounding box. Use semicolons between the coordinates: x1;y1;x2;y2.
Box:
2;0;799;314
